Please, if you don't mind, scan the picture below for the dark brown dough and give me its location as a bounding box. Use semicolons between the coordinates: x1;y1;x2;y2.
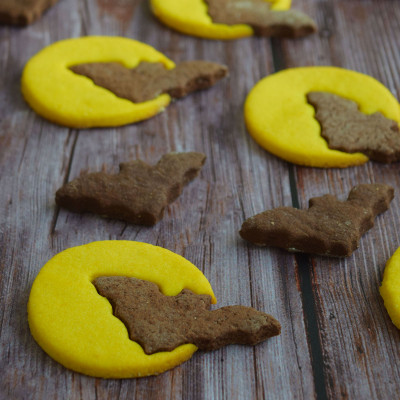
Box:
56;152;206;226
205;0;317;38
307;91;400;163
93;276;281;354
240;184;394;257
70;61;228;103
0;0;58;25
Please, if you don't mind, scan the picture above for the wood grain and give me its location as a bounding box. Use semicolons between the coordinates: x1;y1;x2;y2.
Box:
0;0;399;399
279;1;400;399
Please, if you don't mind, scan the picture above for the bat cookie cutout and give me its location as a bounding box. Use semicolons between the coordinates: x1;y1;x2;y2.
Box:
94;276;280;355
56;152;206;226
245;67;400;168
22;37;228;128
151;0;316;40
240;184;394;257
0;0;58;26
71;61;228;103
28;241;280;378
307;92;400;163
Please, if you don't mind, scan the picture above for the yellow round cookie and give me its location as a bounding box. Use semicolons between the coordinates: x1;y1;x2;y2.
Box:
150;0;291;40
244;67;400;168
28;241;216;378
22;37;175;128
380;248;400;330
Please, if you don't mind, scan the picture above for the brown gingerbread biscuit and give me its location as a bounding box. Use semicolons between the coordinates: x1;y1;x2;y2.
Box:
240;184;394;257
70;61;228;103
0;0;58;25
55;152;206;226
307;92;400;163
93;276;281;354
205;0;316;38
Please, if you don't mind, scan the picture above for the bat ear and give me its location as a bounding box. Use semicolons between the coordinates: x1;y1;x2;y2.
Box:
348;184;394;213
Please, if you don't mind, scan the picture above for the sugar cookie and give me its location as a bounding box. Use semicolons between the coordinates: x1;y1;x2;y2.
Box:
240;184;394;257
22;37;227;128
70;60;227;103
150;0;306;40
244;67;400;168
380;247;400;330
55;152;206;226
28;241;216;378
93;276;281;354
307;92;400;163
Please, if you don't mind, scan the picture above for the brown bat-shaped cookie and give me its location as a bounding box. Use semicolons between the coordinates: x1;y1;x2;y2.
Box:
93;276;281;354
0;0;58;25
70;61;228;103
240;184;394;257
56;152;206;226
205;0;317;38
307;92;400;163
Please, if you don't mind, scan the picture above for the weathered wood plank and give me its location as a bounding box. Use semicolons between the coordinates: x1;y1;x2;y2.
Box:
0;0;315;399
275;0;400;399
50;5;314;396
2;0;400;398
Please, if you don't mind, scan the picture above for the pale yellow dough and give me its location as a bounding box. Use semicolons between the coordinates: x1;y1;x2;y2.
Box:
244;67;400;168
380;247;400;330
28;241;216;378
150;0;291;39
21;37;175;128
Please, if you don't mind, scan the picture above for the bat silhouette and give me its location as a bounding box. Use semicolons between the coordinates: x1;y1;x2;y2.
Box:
307;92;400;163
205;0;317;37
70;60;228;103
56;152;206;226
240;184;394;257
0;0;58;26
93;276;281;354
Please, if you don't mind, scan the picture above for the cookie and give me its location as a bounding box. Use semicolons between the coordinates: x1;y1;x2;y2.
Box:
70;60;228;103
21;37;227;128
245;67;400;168
0;0;58;26
240;184;394;257
28;241;216;378
307;92;400;163
55;152;206;226
205;0;316;38
380;247;400;330
94;276;281;354
28;241;280;378
150;0;313;40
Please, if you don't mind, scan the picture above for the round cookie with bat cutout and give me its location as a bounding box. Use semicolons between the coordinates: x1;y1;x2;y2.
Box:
22;36;228;128
244;67;400;168
150;0;316;40
28;241;280;378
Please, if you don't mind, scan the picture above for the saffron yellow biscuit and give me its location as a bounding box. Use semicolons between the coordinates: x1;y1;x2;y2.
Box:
380;248;400;330
28;241;216;378
21;37;175;128
244;67;400;168
150;0;291;40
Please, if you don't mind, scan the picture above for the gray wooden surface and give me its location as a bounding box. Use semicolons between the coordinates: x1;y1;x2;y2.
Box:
1;0;399;399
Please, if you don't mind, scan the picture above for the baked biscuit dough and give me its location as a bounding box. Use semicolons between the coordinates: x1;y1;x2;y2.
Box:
28;241;216;378
380;247;400;330
244;67;400;168
21;37;175;128
150;0;291;40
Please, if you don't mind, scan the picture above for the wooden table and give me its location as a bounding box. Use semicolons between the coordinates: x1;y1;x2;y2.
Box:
1;0;399;398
